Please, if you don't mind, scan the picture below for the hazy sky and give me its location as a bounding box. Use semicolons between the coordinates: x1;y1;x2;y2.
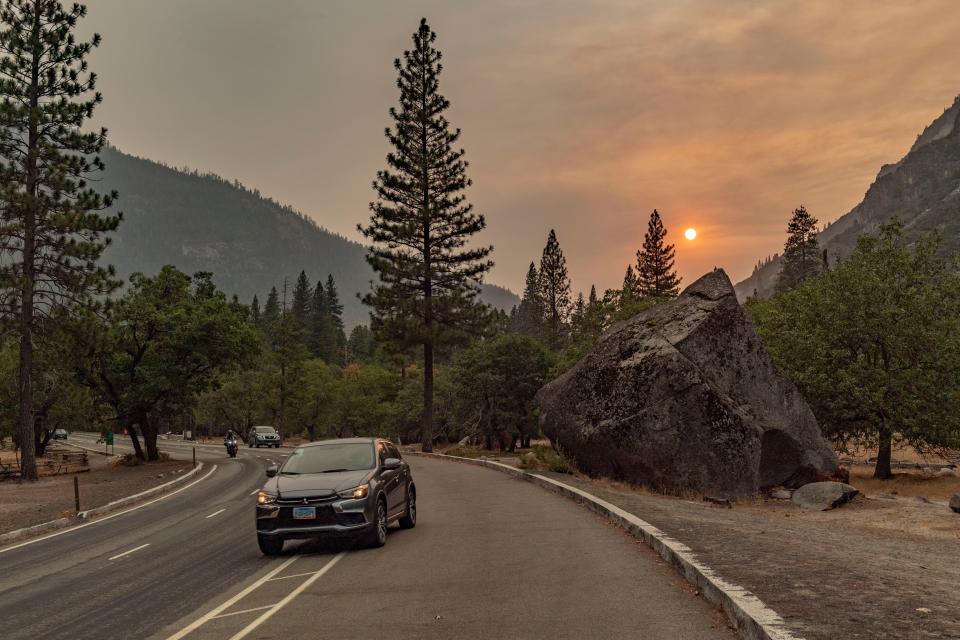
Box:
82;0;960;295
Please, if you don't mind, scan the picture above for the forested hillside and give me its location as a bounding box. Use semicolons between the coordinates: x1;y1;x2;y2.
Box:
95;146;517;326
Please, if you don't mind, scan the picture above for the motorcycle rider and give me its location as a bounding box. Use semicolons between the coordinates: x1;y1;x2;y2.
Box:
224;429;238;456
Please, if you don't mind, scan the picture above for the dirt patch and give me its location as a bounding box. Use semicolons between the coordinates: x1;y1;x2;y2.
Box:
0;458;190;535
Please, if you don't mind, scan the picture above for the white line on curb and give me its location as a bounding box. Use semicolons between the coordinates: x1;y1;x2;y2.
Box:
165;556;299;640
205;508;226;519
109;543;150;561
0;464;218;555
227;552;346;640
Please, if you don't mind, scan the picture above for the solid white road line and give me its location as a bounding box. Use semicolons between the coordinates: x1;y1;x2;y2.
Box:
228;552;347;640
205;508;226;519
0;464;219;555
165;556;299;640
248;489;260;496
210;604;278;620
108;543;150;561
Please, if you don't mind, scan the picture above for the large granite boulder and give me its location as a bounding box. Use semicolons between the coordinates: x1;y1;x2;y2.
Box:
537;269;839;496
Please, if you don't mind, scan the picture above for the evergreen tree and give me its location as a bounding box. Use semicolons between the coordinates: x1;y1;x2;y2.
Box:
309;279;328;359
250;294;261;326
622;265;637;299
588;285;598;307
360;18;493;452
537;229;571;345
514;261;543;337
262;286;280;327
571;292;586;331
636;209;680;297
776;206;821;292
291;270;312;329
0;0;120;479
323;274;346;364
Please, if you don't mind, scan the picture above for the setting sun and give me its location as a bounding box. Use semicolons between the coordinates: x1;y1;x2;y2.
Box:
684;228;697;241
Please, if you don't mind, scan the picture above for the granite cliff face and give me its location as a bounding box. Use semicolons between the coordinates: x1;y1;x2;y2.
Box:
736;95;960;300
538;270;839;497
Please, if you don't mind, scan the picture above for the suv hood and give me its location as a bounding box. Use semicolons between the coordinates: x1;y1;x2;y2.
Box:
272;469;372;499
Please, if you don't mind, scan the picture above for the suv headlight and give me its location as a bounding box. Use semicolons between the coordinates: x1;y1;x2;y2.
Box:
257;490;277;505
337;484;369;500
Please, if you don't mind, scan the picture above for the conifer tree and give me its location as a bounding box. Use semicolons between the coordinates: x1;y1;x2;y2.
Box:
250;294;261;326
514;261;543;337
323;274;346;364
636;210;680;297
262;286;280;327
776;206;821;292
0;0;120;479
622;265;637;299
291;270;312;329
359;18;493;452
571;292;586;330
588;284;598;307
537;229;571;345
309;279;328;358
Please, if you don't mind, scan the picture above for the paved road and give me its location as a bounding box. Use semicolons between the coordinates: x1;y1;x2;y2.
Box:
2;434;734;639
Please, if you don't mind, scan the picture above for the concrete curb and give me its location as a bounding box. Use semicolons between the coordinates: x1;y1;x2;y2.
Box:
0;461;204;546
410;451;802;640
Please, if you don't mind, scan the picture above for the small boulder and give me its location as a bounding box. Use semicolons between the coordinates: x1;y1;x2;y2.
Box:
770;488;792;500
950;495;960;514
791;482;859;511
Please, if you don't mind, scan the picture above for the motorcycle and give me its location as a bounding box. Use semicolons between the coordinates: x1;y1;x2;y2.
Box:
225;438;238;458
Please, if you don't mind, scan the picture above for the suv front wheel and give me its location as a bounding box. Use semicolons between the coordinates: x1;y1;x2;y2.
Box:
364;498;388;548
258;534;284;556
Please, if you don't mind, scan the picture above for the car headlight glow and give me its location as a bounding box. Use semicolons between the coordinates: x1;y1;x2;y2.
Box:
257;490;277;505
337;484;369;500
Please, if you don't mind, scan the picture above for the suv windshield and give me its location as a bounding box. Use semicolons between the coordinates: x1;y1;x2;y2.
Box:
255;427;276;434
281;443;375;474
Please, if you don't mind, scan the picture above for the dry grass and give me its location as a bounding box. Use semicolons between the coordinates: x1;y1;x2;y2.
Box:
848;464;960;500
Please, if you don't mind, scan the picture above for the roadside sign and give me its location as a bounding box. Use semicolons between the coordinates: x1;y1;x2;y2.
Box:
106;430;114;445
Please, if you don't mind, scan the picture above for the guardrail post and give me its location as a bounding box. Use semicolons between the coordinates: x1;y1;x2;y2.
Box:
74;475;80;513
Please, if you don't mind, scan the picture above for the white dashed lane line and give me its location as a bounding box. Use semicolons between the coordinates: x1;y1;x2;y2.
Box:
205;508;226;519
108;543;150;561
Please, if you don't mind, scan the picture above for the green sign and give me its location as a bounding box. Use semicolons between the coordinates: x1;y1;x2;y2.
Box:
105;430;114;445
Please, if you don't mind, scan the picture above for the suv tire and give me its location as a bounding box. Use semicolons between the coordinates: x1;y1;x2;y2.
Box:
399;487;416;529
258;534;284;556
364;498;388;548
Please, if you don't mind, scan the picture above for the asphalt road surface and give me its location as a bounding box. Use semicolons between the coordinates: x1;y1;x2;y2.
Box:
1;433;734;640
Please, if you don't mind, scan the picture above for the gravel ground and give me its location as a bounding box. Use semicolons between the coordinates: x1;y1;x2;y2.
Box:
0;457;191;534
533;469;960;640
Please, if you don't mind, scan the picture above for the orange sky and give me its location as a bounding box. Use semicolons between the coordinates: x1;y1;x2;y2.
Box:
84;0;960;295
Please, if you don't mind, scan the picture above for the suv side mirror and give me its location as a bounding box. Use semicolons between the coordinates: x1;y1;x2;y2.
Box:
382;457;401;472
266;465;278;478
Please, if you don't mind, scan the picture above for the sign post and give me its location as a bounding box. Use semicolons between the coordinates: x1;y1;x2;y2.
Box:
106;429;115;455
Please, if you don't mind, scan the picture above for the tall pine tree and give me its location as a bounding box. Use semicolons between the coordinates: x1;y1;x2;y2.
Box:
622;265;637;299
249;294;261;326
776;206;821;292
359;18;492;452
290;270;312;330
514;261;543;337
309;279;328;359
636;209;680;297
537;229;571;346
262;286;280;327
323;274;346;365
0;0;120;479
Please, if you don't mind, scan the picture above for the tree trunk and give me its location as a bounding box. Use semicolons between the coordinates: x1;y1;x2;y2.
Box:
142;413;160;462
874;427;893;480
128;426;145;461
16;1;43;482
422;342;434;452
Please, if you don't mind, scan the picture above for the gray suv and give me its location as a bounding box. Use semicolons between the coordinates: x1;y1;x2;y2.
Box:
248;425;281;448
255;438;416;555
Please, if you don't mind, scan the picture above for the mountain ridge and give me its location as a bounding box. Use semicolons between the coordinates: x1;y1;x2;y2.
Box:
95;146;519;327
735;94;960;300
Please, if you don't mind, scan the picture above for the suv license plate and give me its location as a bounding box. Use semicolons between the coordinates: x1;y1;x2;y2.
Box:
292;506;316;520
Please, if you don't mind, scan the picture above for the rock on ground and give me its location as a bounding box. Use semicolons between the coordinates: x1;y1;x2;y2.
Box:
792;482;859;511
537;269;839;497
950;494;960;513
